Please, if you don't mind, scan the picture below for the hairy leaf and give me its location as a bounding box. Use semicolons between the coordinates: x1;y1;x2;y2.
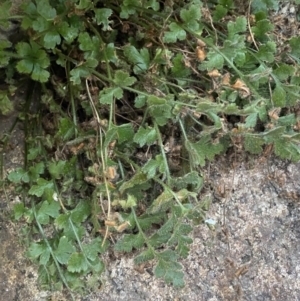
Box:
114;232;145;252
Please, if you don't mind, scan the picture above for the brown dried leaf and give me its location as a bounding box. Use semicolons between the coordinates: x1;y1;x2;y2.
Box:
207;69;221;77
268;108;281;120
197;39;206;47
196;46;206;61
222;73;231;86
232;79;246;90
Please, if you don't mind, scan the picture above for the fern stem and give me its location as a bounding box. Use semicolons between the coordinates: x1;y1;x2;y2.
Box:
131;207;156;254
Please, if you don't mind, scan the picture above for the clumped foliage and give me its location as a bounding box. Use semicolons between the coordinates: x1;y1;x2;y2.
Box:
1;0;300;297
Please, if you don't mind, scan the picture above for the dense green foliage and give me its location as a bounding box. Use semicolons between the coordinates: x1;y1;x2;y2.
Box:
1;0;300;297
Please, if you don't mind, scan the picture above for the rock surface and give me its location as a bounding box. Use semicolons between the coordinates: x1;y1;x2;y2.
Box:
88;157;300;301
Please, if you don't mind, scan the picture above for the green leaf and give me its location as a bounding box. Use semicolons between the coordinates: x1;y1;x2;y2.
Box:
155;250;184;287
13;203;26;220
274;137;300;161
244;112;257;128
244;134;264;154
185;136;223;167
227;17;247;38
138;212;165;230
37;200;60;224
148;232;170;248
27;147;40;161
44;30;61;49
114;70;136;87
263;126;285;142
37;0;56;20
196;100;223;114
251;0;279;13
70;201;90;224
78;32;99;52
119;171;148;193
120;0;140;18
272;85;286;107
145;0;160;10
168;223;193;258
157;216;174;236
119;194;137;209
39;249;51;265
147;95;173;126
134;249;155;265
114;232;144;252
143;155;164;179
28;241;49;264
251;19;274;41
290;37;300;58
284;84;300;106
8;168;28;183
273;64;295;81
0;1;12;28
99;43;117;63
163;22;186;43
105;123;134;147
134;126;157;147
256;42;276;62
28;162;45;182
82;238;106;261
220;35;245;63
135;95;147;108
171;53;191;78
0;90;13;115
68;252;88;273
56;117;75;141
55;214;85;240
94;8;113;31
278;114;296;127
116;123;135;144
29;178;54;197
31;64;50;82
213;4;227;21
151;189;173;214
199;51;224;71
124;46;150;74
32;16;49;33
99;86;123;104
180;4;201;31
170;171;203;191
54;236;76;264
57;21;78;44
48;160;66;179
16;41;50;83
0;40;12;66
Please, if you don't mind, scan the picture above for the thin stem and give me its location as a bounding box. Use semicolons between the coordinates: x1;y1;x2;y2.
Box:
154;122;170;184
31;200;75;301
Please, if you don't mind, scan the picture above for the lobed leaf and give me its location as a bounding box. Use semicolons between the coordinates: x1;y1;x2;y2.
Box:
68;252;88;273
54;236;76;265
114;232;145;252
